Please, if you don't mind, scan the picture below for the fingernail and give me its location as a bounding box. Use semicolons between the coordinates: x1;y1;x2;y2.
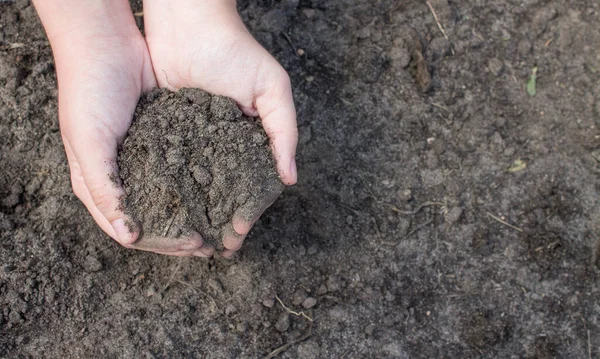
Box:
290;158;297;183
111;218;136;244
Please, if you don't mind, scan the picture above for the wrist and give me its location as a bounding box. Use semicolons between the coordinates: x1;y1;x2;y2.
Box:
33;0;139;49
143;0;245;36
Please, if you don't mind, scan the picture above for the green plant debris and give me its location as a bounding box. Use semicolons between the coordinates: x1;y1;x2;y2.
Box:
508;158;527;173
527;66;538;96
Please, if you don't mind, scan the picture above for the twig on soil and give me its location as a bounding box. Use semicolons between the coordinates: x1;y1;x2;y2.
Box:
263;325;312;359
162;207;180;237
580;317;592;359
587;328;592;359
385;2;403;21
281;32;298;57
486;212;523;233
390;201;444;215
163;257;183;291
383;216;435;245
430;101;450;113
275;295;313;322
425;0;455;55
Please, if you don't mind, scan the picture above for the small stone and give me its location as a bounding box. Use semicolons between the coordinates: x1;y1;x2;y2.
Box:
316;284;328;296
275;313;290;332
389;46;411;69
262;298;275;308
306;75;314;82
297;340;321;359
365;324;376;336
326;275;342;292
191;165;212;186
302;297;317;309
292;290;308;306
398;189;412;202
302;8;316;19
346;215;353;225
503;147;516;157
83;255;103;273
298;245;307;256
225;304;237;316
428;37;451;59
487;58;504;77
297;48;305;56
307;245;318;255
445;206;463;224
236;322;247;333
495;117;507;128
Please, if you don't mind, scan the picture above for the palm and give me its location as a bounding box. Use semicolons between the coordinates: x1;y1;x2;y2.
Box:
143;2;298;256
55;33;155;241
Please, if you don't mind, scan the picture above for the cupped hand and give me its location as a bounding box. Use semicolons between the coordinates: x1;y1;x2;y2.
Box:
144;0;298;256
39;1;214;257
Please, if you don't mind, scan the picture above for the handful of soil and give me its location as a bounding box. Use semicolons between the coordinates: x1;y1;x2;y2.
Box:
117;88;284;247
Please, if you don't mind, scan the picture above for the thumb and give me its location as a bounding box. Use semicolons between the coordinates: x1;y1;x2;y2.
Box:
255;65;298;186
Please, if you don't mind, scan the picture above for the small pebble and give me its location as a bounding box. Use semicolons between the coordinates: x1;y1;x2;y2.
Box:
445;206;463;224
398;189;412;202
236;322;247;333
275;313;290;332
302;297;317;309
297;340;321;359
297;48;305;56
292;290;308;306
307;245;318;255
262;298;275;308
298;245;307;256
364;324;376;336
83;255;102;273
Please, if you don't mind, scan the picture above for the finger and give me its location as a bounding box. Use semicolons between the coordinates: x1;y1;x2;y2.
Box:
148;241;215;257
232;179;284;235
222;223;246;252
64;139;119;239
67;121;138;245
255;65;298;185
128;232;206;252
220;249;237;259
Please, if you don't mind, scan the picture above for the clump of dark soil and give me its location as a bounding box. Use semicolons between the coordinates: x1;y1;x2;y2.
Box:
117;88;283;244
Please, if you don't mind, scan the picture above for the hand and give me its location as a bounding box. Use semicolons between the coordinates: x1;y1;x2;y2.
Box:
143;0;298;257
34;0;215;257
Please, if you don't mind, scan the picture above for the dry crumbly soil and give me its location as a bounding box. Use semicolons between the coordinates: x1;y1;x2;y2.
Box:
1;0;600;358
118;88;282;246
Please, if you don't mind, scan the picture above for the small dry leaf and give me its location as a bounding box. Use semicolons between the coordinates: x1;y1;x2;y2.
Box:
8;43;25;50
508;158;527;173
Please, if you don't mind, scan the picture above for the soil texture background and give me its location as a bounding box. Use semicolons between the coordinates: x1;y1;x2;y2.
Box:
1;0;600;358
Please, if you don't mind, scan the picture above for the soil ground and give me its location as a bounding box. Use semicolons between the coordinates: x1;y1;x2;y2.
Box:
1;0;600;358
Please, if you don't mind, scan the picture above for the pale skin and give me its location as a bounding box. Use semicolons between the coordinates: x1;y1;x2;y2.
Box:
33;0;298;257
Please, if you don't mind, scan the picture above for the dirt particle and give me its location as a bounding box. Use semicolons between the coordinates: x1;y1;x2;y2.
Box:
274;313;290;332
297;340;321;359
83;255;103;273
487;58;504;76
262;298;275;308
302;297;317;309
445;207;463;224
